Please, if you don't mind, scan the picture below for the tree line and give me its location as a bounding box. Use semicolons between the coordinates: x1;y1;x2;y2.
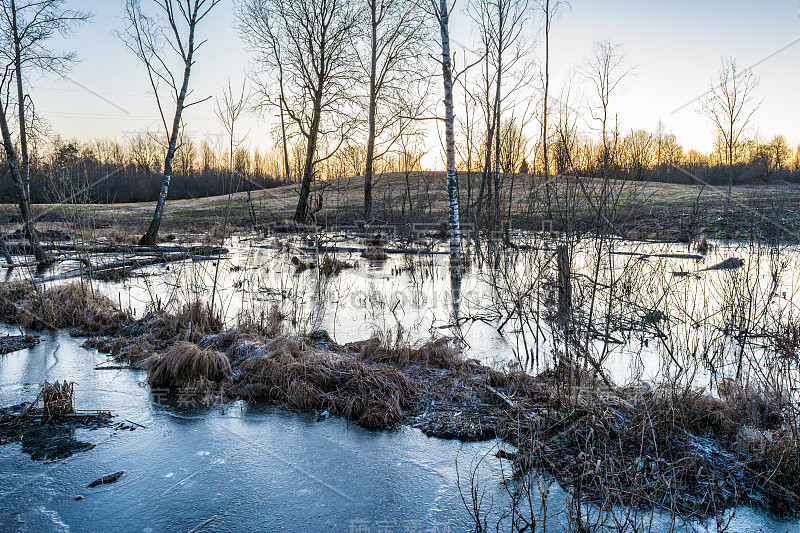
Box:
0;134;284;204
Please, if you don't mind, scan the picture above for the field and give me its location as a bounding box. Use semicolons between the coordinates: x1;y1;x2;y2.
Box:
5;173;800;245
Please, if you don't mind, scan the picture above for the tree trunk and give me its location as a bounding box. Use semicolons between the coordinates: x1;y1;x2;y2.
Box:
6;0;45;263
294;89;322;223
493;5;503;227
139;14;197;246
542;0;552;219
363;0;378;221
0;105;46;263
278;61;291;183
11;0;30;202
439;0;461;279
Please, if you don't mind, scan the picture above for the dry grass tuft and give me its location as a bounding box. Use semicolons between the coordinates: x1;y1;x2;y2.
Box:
362;245;388;260
237;304;284;338
319;254;355;276
129;300;223;343
145;341;232;387
0;281;128;333
229;345;415;428
359;332;461;369
37;380;75;417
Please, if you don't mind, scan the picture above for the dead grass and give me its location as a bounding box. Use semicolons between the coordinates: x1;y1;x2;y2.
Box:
319;254;355;276
145;341;232;387
37;380;75;418
357;332;461;369
236;303;285;338
229;343;415;428
494;376;800;518
362;245;388;260
0;281;129;333
127;300;223;343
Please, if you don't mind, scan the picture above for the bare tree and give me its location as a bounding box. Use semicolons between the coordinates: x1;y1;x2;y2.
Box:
580;39;632;181
700;57;761;213
551;80;578;175
214;79;249;181
238;0;359;223
360;0;429;221
469;0;530;226
498;116;527;173
121;0;219;245
0;0;89;263
770;134;791;173
537;0;569;219
426;0;462;278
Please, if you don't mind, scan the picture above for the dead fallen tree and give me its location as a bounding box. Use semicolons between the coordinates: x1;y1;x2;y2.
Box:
37;252;219;283
253;244;449;255
5;243;227;256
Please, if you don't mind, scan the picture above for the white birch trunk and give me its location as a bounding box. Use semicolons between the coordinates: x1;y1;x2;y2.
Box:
438;0;461;279
140;3;200;245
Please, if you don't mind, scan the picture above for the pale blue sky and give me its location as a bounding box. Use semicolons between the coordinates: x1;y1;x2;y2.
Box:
29;0;800;161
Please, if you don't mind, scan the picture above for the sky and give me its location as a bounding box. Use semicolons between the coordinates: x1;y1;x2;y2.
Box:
28;0;800;163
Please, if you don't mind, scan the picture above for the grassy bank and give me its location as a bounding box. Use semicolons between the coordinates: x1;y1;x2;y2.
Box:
3;173;800;243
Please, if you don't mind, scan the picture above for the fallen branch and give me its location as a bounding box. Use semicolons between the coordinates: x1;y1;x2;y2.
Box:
37;252;222;283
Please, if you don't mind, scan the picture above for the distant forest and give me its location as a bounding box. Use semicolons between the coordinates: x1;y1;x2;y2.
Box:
3;125;798;205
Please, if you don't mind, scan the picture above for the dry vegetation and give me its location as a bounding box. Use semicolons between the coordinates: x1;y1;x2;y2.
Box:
0;281;129;333
0;278;796;519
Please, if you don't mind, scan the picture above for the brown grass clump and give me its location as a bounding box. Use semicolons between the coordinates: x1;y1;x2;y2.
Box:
42;380;75;417
172;301;223;340
129;300;223;343
230;345;415;428
359;332;461;369
0;281;129;333
319;254;355;276
237;304;284;338
362;245;388;260
650;386;738;438
0;281;36;321
717;378;786;429
145;341;232;387
29;380;76;418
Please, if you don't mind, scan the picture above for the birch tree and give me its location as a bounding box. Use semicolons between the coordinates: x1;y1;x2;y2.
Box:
121;0;220;245
0;0;89;263
360;0;428;221
700;58;760;214
427;0;461;278
238;0;359;223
